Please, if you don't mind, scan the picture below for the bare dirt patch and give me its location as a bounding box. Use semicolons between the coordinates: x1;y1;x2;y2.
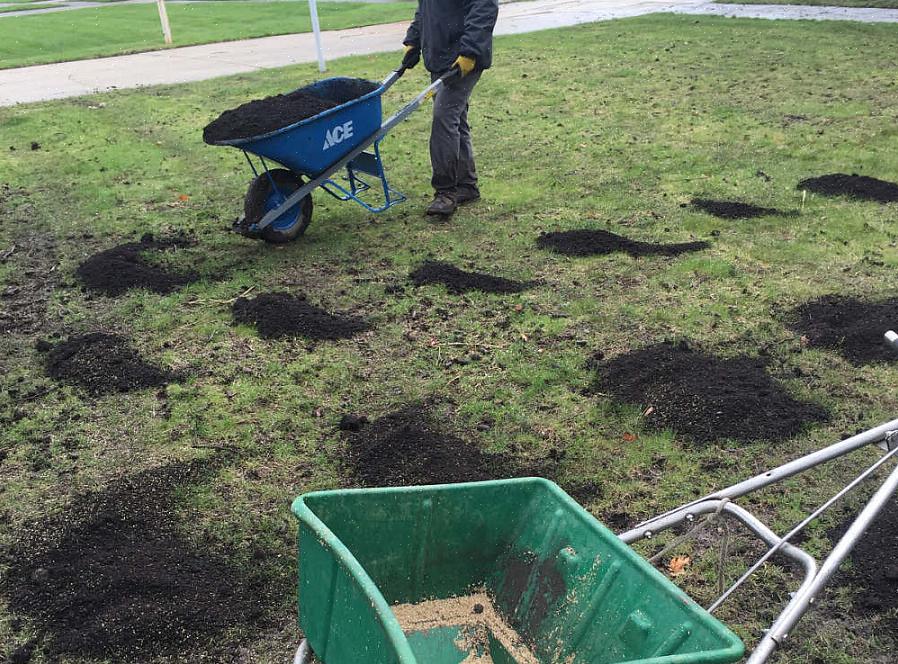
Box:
76;233;199;296
0;460;278;661
40;332;176;395
232;292;369;340
798;174;898;204
691;198;784;219
786;295;898;365
409;261;530;295
343;405;518;487
589;341;828;445
0;232;60;335
828;498;898;624
535;229;708;257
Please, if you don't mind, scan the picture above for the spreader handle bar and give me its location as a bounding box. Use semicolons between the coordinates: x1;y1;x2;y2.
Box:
254;69;458;232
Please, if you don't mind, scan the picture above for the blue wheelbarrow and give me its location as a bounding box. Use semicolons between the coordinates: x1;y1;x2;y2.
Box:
208;67;453;243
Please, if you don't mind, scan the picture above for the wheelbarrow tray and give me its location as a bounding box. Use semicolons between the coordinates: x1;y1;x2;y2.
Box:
291;478;744;664
212;77;384;177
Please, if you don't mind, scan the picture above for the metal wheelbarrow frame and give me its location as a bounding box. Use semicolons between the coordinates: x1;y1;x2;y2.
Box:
214;67;452;243
292;335;898;664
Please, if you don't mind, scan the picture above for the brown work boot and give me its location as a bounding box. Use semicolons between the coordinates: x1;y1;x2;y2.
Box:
426;191;457;216
455;185;481;205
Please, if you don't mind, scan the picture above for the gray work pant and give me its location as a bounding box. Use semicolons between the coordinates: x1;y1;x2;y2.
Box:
430;70;482;194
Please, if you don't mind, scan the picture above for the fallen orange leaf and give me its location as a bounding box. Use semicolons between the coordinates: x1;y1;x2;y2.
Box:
668;555;691;576
622;432;637;442
178;194;190;202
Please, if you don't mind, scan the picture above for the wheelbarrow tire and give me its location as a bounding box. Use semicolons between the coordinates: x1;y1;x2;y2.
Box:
244;169;314;244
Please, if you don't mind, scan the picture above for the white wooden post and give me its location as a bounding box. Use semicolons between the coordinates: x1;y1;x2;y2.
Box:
308;0;326;72
156;0;173;45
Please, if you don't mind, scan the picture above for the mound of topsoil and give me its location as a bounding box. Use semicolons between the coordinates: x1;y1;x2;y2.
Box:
0;460;277;661
76;234;198;296
344;406;516;486
41;333;174;396
232;292;369;340
798;173;898;204
535;229;708;258
589;341;828;445
203;78;378;144
786;295;898;365
691;198;783;219
409;260;529;294
827;498;898;623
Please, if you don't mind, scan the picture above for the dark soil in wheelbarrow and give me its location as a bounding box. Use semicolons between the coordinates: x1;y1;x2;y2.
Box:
536;229;708;257
0;460;280;661
76;233;198;296
232;292;369;340
409;260;530;294
798;173;898;204
786;295;898;366
203;78;378;143
589;341;828;445
39;332;176;396
690;198;786;219
827;498;898;624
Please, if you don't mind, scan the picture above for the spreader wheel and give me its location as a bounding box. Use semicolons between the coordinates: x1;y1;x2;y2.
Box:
244;169;314;244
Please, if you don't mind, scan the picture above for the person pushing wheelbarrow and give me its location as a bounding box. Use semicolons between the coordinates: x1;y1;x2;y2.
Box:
400;0;499;217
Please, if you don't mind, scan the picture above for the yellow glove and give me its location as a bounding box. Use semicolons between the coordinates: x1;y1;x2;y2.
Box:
453;55;476;77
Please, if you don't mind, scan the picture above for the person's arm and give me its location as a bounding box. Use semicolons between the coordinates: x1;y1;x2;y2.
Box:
404;1;422;48
458;0;498;65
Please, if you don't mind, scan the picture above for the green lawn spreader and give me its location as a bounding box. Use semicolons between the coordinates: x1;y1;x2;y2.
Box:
290;333;898;664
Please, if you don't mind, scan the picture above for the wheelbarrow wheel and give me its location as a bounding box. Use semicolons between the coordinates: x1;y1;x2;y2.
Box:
244;168;313;244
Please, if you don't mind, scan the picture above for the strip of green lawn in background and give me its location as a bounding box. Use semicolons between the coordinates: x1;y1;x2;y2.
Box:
717;0;898;7
0;0;416;69
0;3;58;13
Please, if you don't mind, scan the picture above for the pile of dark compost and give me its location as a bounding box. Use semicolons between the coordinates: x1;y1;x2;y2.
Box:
409;260;529;294
828;499;898;621
797;173;898;204
76;234;198;296
41;333;174;395
203;78;378;143
786;295;898;366
344;405;518;486
691;198;783;219
232;292;369;340
589;341;828;444
536;229;708;258
0;461;277;661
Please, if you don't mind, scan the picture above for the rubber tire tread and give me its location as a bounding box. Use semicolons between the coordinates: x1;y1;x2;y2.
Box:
244;168;313;244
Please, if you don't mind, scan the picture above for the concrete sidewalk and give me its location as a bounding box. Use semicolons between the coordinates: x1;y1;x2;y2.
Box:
0;0;703;106
2;0;898;106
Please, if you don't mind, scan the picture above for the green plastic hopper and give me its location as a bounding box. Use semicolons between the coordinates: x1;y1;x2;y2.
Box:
291;478;744;663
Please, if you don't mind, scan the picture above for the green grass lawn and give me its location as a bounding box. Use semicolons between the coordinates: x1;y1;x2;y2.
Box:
719;0;898;7
0;3;57;13
0;0;416;69
3;14;898;664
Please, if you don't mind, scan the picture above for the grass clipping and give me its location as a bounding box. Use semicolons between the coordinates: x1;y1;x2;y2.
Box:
392;592;538;664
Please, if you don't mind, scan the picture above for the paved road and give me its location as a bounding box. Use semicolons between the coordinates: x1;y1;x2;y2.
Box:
2;0;897;106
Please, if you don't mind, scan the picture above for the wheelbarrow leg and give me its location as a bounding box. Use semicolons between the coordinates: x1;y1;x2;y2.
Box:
293;639;312;664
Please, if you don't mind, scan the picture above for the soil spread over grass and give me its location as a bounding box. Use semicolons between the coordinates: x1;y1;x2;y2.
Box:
344;405;520;486
409;260;530;294
786;295;898;365
76;233;198;296
40;332;174;395
232;292;369;340
535;229;709;257
0;460;277;660
203;78;377;143
828;499;898;623
589;341;828;444
691;198;784;219
797;173;898;204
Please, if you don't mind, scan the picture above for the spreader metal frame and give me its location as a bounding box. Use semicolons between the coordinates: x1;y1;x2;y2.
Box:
620;330;898;663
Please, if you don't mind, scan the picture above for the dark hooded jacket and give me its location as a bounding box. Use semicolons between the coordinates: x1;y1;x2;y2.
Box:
404;0;499;74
